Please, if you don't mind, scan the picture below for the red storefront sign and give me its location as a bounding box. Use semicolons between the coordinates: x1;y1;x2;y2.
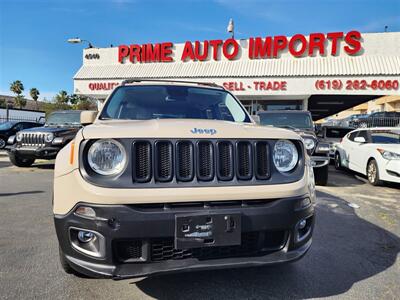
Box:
118;31;362;63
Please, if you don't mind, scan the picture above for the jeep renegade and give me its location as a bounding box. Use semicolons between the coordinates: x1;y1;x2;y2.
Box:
53;80;315;279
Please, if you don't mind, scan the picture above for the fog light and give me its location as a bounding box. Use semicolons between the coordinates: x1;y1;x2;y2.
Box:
298;219;307;230
77;231;95;243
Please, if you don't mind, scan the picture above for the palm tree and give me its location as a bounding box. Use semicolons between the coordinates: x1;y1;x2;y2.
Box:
14;95;27;109
10;80;24;96
10;80;26;108
30;88;40;110
55;90;70;104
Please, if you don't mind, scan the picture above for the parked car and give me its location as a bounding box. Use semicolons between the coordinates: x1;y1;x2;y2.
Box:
335;127;400;185
350;111;400;128
338;114;369;127
53;80;315;279
7;110;93;167
317;126;354;159
0;121;43;149
258;110;330;185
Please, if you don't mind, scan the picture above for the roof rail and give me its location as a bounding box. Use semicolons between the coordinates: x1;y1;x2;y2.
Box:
120;79;224;89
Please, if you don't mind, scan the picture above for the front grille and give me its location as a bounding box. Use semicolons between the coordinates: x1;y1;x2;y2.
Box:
150;231;287;262
130;139;274;185
20;133;46;147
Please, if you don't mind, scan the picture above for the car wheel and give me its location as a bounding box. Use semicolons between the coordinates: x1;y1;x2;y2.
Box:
8;152;35;167
314;165;329;186
334;152;342;170
367;159;382;186
0;137;6;149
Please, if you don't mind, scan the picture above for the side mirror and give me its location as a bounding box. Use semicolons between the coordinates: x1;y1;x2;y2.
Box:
80;111;97;125
251;115;260;124
354;136;366;143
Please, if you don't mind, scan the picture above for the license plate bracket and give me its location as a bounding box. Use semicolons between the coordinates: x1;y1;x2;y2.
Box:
175;213;241;249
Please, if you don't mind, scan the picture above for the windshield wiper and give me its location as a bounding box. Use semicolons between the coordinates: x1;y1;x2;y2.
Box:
276;125;298;130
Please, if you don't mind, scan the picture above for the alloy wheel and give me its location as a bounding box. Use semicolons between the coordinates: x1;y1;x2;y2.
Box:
367;161;376;183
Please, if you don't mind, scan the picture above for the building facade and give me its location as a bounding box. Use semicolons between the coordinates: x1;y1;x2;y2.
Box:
73;31;400;120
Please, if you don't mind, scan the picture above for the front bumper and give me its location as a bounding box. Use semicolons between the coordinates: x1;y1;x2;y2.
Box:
10;146;62;159
54;195;315;279
311;155;330;168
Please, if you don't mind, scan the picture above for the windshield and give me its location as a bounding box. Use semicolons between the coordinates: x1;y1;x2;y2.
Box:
259;113;313;129
371;130;400;144
99;85;251;123
325;128;353;138
0;122;15;130
46;112;81;125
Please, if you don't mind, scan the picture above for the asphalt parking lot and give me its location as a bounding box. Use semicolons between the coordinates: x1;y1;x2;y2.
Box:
0;153;399;300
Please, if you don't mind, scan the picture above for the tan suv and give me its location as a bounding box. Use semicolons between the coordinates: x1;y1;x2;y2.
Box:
53;80;316;279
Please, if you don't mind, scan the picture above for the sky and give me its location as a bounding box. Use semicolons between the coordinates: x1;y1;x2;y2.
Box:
0;0;399;101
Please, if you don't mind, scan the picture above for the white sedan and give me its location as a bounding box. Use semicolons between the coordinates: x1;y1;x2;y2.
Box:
334;127;400;185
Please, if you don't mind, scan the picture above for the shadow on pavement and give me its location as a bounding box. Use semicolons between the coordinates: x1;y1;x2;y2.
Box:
35;163;55;170
136;190;400;299
0;190;45;197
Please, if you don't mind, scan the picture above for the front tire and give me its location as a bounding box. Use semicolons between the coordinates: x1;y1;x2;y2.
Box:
8;152;35;167
0;137;6;149
334;152;343;170
314;165;329;186
367;159;382;186
59;247;89;277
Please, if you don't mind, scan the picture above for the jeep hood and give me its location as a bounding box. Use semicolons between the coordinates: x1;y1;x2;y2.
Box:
82;119;301;140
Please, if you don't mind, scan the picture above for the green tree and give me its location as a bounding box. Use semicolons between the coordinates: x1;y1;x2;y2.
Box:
10;80;26;108
55;90;70;104
14;95;27;109
0;98;6;108
10;80;24;96
30;88;40;110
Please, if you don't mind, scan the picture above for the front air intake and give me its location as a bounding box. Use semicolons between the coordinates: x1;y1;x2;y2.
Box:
155;141;173;182
197;141;214;181
176;141;194;182
132;141;152;182
236;141;252;180
217;141;234;181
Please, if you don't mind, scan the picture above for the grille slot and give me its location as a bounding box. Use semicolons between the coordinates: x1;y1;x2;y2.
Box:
236;141;252;180
176;141;194;182
155;141;173;182
132;141;152;182
255;142;270;180
197;141;214;181
217;141;234;180
114;240;142;262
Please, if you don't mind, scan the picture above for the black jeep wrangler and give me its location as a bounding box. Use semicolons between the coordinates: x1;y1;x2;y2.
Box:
258;110;330;185
7;110;87;167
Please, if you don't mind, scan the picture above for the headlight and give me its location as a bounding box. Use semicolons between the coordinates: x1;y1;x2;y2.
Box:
378;149;400;160
273;140;299;172
88;139;127;176
16;133;22;142
303;137;315;150
44;133;54;143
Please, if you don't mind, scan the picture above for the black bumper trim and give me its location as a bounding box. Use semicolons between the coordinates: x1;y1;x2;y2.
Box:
63;235;311;280
54;196;314;279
